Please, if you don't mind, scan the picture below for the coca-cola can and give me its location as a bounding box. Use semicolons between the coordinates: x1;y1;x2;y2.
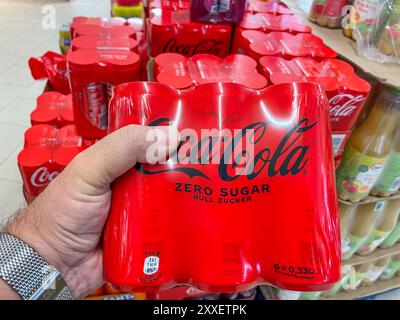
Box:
31;92;74;128
148;8;232;58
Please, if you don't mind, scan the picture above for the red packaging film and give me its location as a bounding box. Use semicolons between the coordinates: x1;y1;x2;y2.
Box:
246;0;294;15
73;24;138;40
154;53;268;89
28;51;70;94
70;16;127;39
148;8;232;58
234;30;337;61
71;36;139;52
103;82;341;293
30;92;74;128
259;57;371;157
18;124;93;198
67;49;141;138
239;12;312;34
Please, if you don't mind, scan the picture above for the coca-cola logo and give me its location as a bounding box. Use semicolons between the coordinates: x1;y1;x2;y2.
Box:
31;167;60;187
162;39;223;56
136;118;317;181
329;94;365;118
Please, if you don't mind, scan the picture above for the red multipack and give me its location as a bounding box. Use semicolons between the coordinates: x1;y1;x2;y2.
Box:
30;92;74;128
246;0;293;15
144;0;191;18
234;30;337;61
70;16;127;39
259;57;371;159
18;124;94;199
71;36;139;52
239;12;312;34
29;51;70;94
67;49;141;138
153;53;268;89
148;8;232;58
103;82;341;293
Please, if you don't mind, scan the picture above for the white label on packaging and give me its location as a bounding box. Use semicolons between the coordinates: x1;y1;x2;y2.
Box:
374;200;385;212
278;290;301;300
390;176;400;191
143;256;159;275
332;134;346;156
357;163;385;189
365;266;384;282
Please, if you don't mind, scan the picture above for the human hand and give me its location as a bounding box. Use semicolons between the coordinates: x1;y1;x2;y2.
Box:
4;125;179;299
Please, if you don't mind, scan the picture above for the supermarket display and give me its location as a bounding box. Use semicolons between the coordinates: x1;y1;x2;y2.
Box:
258;56;371;160
190;0;246;24
30;92;74;128
67;49;141;138
342;200;388;260
147;8;232;58
18;125;94;201
6;0;400;301
381;216;400;248
380;254;400;279
238;12;312;34
233;30;337;60
362;257;391;285
309;0;350;28
28;51;70;94
357;198;400;255
153;53;268;89
103;81;341;293
336;87;400;202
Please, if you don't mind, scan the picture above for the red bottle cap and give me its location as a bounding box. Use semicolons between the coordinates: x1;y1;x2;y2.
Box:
155;53;268;90
241;30;337;59
240;12;312;34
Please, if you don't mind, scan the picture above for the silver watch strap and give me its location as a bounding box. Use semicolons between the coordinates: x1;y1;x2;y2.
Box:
0;233;73;300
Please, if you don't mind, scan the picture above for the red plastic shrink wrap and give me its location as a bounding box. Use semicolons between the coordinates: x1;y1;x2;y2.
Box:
103;82;341;293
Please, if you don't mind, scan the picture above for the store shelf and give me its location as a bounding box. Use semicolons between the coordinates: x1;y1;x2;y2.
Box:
338;192;400;206
281;0;400;88
343;243;400;266
321;277;400;300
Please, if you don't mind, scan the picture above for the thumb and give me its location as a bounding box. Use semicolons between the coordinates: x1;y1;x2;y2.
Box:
64;125;179;195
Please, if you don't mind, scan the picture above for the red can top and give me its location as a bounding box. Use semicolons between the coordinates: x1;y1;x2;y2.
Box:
73;24;138;39
154;53;268;90
71;36;138;52
72;16;127;26
259;57;371;93
241;30;337;59
67;49;140;67
18;145;82;168
150;8;231;32
246;0;293;15
24;124;82;148
31;92;74;125
150;0;191;10
240;12;312;34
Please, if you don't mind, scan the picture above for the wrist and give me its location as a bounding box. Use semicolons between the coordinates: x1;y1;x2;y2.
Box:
5;206;79;298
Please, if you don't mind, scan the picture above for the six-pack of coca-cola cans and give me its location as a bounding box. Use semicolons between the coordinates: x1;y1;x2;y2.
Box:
21;0;370;205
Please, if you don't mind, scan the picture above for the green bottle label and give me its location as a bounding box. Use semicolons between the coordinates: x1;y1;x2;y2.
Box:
337;144;387;199
342;234;368;260
380;261;400;280
357;229;391;255
382;223;400;247
374;151;400;192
